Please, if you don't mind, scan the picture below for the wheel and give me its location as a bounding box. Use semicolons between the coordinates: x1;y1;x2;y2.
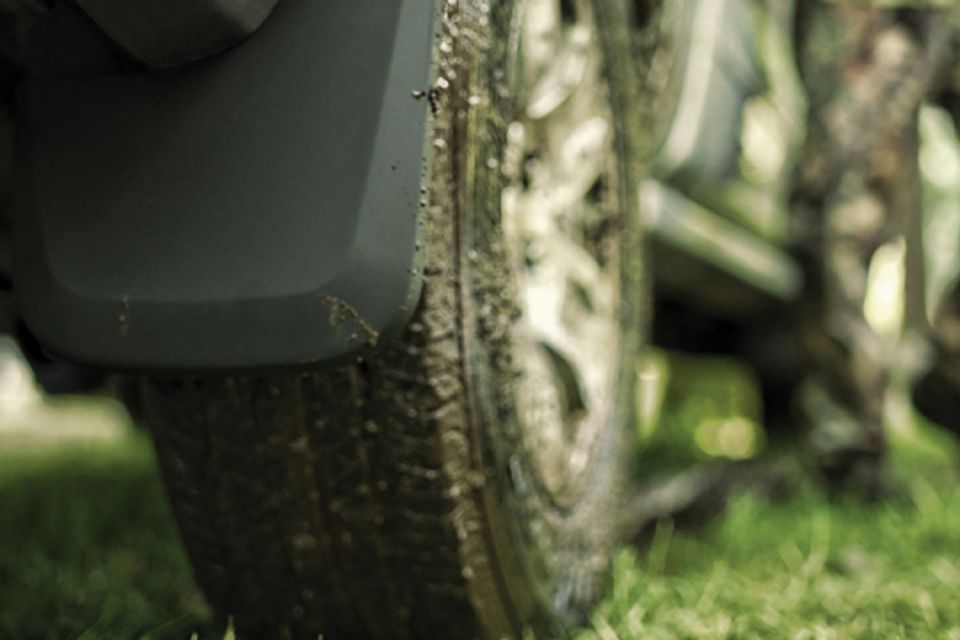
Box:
137;1;647;637
636;0;764;180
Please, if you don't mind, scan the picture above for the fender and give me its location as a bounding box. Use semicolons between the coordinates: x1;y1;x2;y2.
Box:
75;0;281;68
13;0;435;370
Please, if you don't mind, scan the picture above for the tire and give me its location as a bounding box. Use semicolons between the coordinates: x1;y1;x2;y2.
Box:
137;1;647;638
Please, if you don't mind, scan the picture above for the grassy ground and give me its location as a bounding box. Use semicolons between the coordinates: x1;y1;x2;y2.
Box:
0;429;211;640
577;448;960;640
1;363;959;639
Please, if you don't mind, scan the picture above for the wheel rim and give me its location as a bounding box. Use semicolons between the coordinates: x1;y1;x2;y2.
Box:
503;0;622;506
633;0;695;164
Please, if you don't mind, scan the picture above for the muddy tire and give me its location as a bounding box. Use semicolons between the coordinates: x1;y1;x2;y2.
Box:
137;1;649;638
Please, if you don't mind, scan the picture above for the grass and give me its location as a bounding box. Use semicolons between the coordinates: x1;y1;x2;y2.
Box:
0;429;211;640
575;357;960;640
1;361;960;639
577;462;960;640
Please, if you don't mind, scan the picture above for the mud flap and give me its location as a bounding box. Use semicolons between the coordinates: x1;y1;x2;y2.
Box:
14;0;435;370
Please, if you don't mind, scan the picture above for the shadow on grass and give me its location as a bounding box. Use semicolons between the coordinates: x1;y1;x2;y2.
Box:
0;432;213;640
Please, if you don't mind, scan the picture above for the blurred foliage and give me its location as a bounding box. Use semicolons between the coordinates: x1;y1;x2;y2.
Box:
0;432;212;639
637;352;765;478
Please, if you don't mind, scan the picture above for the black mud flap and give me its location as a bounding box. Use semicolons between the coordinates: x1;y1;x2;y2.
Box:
13;0;435;370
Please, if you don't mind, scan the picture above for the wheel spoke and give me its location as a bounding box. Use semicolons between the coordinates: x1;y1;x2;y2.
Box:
504;0;622;503
526;26;591;120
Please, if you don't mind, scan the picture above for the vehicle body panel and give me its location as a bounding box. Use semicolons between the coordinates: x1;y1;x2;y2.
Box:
76;0;280;68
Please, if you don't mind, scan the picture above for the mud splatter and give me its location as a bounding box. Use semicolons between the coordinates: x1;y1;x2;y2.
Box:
324;296;379;347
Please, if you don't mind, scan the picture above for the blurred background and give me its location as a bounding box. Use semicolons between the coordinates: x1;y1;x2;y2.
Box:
3;0;960;638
